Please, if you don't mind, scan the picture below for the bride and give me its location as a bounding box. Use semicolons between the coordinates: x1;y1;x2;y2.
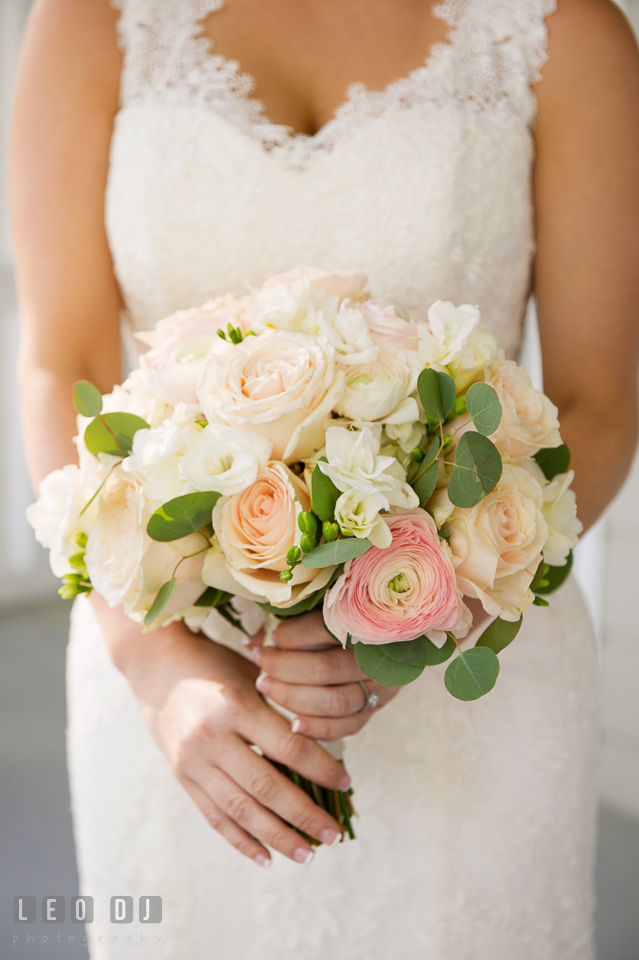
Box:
11;0;639;957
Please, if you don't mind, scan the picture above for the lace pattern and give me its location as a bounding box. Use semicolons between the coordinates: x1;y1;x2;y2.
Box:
111;0;557;167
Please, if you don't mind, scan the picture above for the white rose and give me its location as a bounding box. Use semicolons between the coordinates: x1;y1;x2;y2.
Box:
487;360;562;458
541;470;583;567
438;463;549;621
417;301;481;367
448;324;504;392
319;425;418;509
197;330;344;463
84;473;146;608
26;464;100;577
334;488;393;548
179;424;273;496
334;348;421;423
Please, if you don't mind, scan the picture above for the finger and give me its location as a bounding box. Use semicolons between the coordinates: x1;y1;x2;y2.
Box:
195;763;321;864
272;611;338;649
290;713;373;740
256;676;368;717
217;739;344;847
254;645;366;685
178;773;272;868
241;701;352;792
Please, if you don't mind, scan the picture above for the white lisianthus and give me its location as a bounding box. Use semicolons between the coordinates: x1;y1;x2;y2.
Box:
447;324;504;392
179;424;273;496
316;301;378;365
319;426;418;509
384;420;426;455
417;300;481;368
248;278;329;335
334;488;393;548
122;420;189;503
541;470;583;567
26;464;101;577
335;348;421;423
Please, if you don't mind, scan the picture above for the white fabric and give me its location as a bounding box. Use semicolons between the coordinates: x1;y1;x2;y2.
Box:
67;1;601;957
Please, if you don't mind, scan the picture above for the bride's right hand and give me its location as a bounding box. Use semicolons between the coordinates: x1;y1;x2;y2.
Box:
96;602;349;868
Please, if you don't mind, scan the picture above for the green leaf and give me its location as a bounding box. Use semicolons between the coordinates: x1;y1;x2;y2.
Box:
73;380;103;417
475;616;522;654
448;432;503;508
533;443;571;481
301;537;371;568
147;492;221;542
535;550;573;594
465;382;502;436
418;368;456;421
144;578;177;626
421;435;441;470
380;634;456;666
84;412;150;458
444;647;500;701
354;642;425;686
193;587;233;608
529;558;547;593
311;458;341;521
412;460;439;507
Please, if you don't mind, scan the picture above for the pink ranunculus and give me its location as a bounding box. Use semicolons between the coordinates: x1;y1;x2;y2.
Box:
323;510;471;646
356;301;420;351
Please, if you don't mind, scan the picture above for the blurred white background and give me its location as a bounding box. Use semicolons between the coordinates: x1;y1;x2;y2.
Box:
0;2;638;957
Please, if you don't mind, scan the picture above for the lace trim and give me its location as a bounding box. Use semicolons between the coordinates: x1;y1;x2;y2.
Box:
111;0;557;167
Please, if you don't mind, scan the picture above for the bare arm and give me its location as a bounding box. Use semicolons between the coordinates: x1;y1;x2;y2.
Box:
535;0;639;531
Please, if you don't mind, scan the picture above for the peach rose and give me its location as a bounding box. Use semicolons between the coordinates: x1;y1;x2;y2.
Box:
197;330;344;463
434;463;549;621
323;510;471;646
205;462;336;605
487;360;562;458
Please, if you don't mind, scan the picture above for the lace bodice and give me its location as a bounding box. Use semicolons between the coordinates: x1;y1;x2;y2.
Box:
106;0;555;360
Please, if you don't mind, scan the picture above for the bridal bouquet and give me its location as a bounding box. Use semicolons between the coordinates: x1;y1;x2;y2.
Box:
28;266;581;839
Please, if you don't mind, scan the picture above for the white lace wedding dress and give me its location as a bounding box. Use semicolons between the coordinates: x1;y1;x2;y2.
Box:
66;1;601;957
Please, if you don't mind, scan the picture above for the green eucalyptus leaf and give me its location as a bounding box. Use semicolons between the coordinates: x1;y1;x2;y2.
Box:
413;460;439;507
444;647;500;701
448;432;502;508
465;382;502;436
422;435;441;470
533;443;571;481
73;380;103;417
147;492;221;542
193;587;233;608
354;642;425;686
302;537;371;568
84;412;149;458
258;570;341;619
535;550;573;594
382;635;456;666
312;458;341;521
418;368;456;421
144;578;177;626
475;616;522;654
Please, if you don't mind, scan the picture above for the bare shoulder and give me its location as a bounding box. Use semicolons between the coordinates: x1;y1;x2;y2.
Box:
20;0;121;106
538;0;639;112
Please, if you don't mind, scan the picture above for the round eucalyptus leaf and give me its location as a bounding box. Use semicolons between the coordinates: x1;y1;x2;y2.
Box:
418;368;456;421
73;380;103;418
475;616;522;654
533;443;571;481
465;382;502;436
448;432;502;508
444;647;500;701
147;491;220;542
384;635;456;666
354;642;425;686
84;412;150;458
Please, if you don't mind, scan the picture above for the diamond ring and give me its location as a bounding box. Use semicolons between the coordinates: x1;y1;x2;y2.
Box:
357;680;379;712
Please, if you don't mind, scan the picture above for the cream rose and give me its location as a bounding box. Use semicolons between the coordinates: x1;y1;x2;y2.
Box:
197;330;344;463
541;469;583;567
436;463;549;621
84;473;146;609
334;348;421;424
487;360;562;458
205;462;335;605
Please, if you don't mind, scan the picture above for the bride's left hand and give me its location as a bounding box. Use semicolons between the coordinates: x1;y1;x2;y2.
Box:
247;611;400;741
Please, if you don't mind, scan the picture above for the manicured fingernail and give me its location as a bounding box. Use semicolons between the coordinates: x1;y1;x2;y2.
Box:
254;854;271;868
241;635;252;647
291;717;307;734
293;847;314;865
338;775;352;792
251;646;262;665
319;829;341;847
255;673;272;695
